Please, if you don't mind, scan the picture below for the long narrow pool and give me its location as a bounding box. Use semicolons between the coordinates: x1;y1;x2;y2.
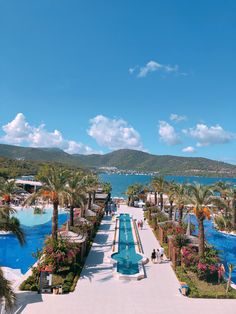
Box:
111;214;142;275
0;208;67;274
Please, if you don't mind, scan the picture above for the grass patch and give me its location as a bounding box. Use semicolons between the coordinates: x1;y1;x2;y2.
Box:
175;266;236;298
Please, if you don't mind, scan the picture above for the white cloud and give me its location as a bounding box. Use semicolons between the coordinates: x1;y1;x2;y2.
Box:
129;60;179;78
2;113;32;144
170;113;187;122
66;141;99;155
183;123;236;147
88;115;143;150
158;121;181;146
182;146;196;153
1;113;98;155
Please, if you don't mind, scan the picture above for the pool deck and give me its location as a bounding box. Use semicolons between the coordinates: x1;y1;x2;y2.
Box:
16;205;236;314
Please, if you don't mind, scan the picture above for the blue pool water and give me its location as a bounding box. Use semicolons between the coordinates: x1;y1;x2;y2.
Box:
0;208;67;273
112;214;142;275
11;207;61;226
190;215;236;283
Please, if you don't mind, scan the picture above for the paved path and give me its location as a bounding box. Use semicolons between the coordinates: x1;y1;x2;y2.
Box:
17;205;236;314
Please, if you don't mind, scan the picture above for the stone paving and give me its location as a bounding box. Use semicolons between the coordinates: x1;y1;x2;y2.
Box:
16;205;236;314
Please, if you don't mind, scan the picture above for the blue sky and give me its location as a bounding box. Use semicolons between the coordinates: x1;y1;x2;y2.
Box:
0;1;236;163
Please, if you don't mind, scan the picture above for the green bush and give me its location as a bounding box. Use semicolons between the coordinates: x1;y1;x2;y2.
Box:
173;234;190;249
22;283;32;291
65;272;74;283
30;284;39;291
62;282;72;293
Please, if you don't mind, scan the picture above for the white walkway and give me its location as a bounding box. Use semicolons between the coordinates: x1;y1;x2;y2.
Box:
17;205;236;314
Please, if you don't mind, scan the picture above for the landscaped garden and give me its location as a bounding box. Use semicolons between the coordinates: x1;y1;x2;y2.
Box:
0;165;111;311
128;176;236;298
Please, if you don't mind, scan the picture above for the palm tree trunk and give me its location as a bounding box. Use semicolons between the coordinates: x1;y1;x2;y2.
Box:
178;205;184;224
128;196;131;206
198;217;205;257
169;200;173;220
154;192;157;206
92;191;96;204
70;205;74;227
160;193;164;211
233;200;236;229
88;192;92;210
52;201;59;240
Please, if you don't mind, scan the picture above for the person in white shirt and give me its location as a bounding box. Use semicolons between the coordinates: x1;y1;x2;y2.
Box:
159;246;164;262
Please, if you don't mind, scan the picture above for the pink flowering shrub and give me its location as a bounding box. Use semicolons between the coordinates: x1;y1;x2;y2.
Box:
181;246;219;282
38;236;80;273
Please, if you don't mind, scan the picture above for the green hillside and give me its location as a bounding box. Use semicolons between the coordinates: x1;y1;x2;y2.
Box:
0;144;236;177
75;149;236;177
0;144;82;167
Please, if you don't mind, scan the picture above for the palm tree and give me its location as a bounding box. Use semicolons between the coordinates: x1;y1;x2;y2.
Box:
0;178;17;206
125;184;143;206
0;268;16;311
101;182;112;194
82;174;99;211
214;181;231;217
66;171;87;226
227;188;236;229
165;181;177;220
25;166;70;240
170;183;187;224
0;206;25;311
226;263;235;293
150;176;167;211
187;183;227;257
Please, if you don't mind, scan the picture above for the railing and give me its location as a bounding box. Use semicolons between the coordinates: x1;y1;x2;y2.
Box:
112;218;118;252
133;220;144;254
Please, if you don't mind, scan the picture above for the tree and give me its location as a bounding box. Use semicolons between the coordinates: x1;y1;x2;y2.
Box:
0;178;17;206
214;181;231;217
187;183;227;257
170;183;187;224
150;176;167;211
81;174;99;211
66;171;87;226
227;188;236;229
25;166;70;240
226;263;235;294
0;268;16;311
165;181;177;220
126;184;143;206
101;182;112;194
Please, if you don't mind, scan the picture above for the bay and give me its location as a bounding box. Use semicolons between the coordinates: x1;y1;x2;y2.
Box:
100;173;236;197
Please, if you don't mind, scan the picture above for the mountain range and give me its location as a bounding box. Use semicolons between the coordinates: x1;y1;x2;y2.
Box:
0;143;236;177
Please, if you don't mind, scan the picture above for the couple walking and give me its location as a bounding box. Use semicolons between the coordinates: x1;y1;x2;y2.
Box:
151;247;164;263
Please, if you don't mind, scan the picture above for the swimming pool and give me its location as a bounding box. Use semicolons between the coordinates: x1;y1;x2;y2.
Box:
190;215;236;283
112;214;142;275
0;208;67;274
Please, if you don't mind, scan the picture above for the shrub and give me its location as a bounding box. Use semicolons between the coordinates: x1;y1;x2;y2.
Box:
62;282;72;293
173;234;190;249
214;215;226;231
181;246;199;272
30;284;39;291
37;236;80;273
65;272;75;282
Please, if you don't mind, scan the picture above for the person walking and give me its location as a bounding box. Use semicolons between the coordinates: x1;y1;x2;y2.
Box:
159;246;164;263
151;249;156;263
156;249;160;263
